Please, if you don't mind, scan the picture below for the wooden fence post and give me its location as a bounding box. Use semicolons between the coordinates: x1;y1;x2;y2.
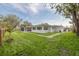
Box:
0;28;4;46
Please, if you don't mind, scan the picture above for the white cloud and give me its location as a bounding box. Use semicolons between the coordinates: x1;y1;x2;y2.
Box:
33;18;71;27
9;3;45;14
44;19;71;27
9;3;27;14
1;3;57;15
27;3;40;14
9;3;53;15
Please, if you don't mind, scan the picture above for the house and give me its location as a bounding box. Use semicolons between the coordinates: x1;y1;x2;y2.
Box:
19;23;69;33
31;24;65;33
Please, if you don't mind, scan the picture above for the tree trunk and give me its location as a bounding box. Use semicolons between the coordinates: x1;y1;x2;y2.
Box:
76;21;79;35
72;11;79;36
0;28;4;46
0;29;2;46
8;32;12;39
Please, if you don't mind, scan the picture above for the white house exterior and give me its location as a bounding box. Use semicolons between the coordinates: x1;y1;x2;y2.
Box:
31;25;65;33
18;23;70;33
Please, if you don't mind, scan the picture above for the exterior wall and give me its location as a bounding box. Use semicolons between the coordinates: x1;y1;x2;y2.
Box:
48;26;64;32
20;25;65;33
32;30;49;33
48;27;56;32
31;26;49;33
55;27;65;32
31;26;65;33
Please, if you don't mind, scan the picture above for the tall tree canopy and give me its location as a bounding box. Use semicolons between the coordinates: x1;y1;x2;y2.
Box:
3;15;22;32
20;21;32;31
0;15;22;45
50;3;79;35
1;15;22;41
21;21;32;28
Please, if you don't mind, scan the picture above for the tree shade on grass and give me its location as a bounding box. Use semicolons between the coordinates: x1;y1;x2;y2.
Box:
0;31;79;56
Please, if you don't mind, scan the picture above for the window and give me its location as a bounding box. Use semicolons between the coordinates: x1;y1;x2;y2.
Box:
33;27;36;30
44;27;48;30
37;27;42;30
21;27;24;31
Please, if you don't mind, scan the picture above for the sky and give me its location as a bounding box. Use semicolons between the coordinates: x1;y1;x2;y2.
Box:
0;3;71;27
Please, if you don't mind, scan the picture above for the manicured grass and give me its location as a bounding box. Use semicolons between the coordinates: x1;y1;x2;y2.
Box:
49;32;79;56
33;32;57;36
0;31;79;56
0;31;50;56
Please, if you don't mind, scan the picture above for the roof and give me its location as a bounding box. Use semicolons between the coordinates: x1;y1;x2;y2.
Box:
32;23;64;28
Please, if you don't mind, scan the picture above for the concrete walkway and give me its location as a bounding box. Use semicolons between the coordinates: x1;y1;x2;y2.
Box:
37;33;62;38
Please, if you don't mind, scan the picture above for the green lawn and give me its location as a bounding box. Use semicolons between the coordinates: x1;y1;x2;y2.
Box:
0;31;79;56
33;32;57;36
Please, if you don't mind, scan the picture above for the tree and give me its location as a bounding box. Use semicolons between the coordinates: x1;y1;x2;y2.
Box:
22;21;32;26
3;15;22;40
0;15;5;46
21;21;32;31
50;3;79;36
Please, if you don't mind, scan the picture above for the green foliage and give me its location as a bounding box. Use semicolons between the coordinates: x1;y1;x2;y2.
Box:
50;3;79;34
3;15;22;32
21;21;32;28
50;3;79;19
0;32;78;55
